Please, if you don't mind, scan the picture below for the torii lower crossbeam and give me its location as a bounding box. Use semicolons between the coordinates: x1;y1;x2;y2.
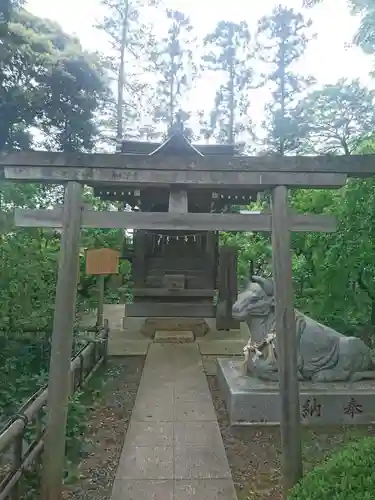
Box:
14;208;337;232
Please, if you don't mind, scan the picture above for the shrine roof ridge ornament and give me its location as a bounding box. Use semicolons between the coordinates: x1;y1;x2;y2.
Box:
148;127;204;157
1;150;375;176
132;113;241;157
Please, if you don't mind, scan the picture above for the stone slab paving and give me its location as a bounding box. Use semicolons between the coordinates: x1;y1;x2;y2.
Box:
80;304;247;356
111;343;237;500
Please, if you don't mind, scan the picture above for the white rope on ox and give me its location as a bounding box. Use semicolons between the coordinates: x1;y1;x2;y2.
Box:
242;331;277;375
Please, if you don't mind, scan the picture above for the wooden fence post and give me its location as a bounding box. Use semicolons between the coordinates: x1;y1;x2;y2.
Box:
96;275;105;327
271;185;303;495
11;431;23;500
103;319;109;365
41;182;83;500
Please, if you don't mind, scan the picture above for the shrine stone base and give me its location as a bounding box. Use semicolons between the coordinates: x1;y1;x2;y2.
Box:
217;358;375;426
139;317;210;339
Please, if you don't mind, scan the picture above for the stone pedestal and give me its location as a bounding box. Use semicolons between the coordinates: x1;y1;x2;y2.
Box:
154;330;195;343
217;358;375;426
140;317;209;339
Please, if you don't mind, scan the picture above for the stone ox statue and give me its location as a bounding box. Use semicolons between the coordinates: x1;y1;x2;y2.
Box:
232;275;375;383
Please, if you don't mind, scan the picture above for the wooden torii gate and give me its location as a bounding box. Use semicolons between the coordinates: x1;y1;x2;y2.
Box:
1;150;375;499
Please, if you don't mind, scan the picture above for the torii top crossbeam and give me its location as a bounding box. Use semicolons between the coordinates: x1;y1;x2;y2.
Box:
1;148;375;175
2;150;375;190
1;123;374;198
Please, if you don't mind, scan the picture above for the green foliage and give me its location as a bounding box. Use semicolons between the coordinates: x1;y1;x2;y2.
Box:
0;229;60;332
289;136;375;332
229;165;375;337
9;367;109;498
149;9;197;131
0;337;48;418
288;437;375;500
95;0;159;144
291;79;375;154
221;231;271;287
256;5;315;154
304;0;375;74
1;8;108;152
0;4;117;429
201;20;253;143
65;391;91;465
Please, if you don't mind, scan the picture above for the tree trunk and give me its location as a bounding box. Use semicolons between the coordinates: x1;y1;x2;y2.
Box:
116;0;130;143
169;52;175;129
228;27;235;144
279;40;286;156
341;139;350;156
117;1;130;285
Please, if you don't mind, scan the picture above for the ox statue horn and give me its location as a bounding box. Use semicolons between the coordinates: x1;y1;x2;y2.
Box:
251;275;274;296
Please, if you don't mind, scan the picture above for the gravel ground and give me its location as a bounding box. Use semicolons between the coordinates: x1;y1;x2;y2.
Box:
63;356;145;500
207;374;375;500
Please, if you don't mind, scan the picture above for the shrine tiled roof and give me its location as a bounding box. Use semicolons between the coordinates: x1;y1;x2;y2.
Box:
120;128;242;157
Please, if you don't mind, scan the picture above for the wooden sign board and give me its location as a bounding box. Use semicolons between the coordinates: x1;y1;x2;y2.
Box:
85;248;120;275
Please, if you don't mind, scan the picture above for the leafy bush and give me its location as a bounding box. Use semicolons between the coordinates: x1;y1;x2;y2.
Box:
0;337;49;419
288;437;375;500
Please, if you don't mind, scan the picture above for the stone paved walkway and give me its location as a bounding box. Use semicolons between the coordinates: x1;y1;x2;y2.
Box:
110;343;237;500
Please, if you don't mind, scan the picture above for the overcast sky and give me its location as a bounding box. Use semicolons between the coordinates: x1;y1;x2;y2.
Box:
25;0;374;135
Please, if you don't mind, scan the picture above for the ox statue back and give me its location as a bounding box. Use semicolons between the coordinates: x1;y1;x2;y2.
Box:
232;275;375;383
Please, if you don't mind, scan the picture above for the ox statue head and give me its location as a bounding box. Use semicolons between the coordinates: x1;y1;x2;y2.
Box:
232;275;274;322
